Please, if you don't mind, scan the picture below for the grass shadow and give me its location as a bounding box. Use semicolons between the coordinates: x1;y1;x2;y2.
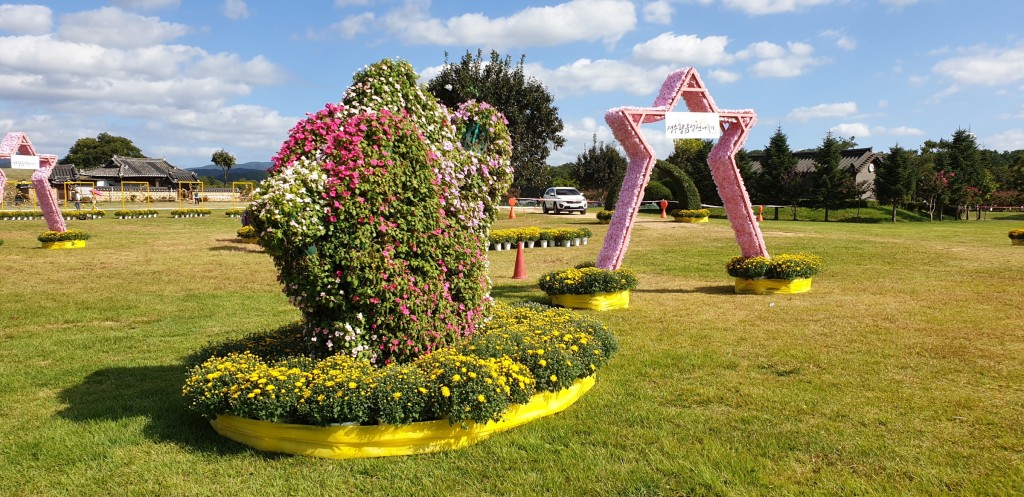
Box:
489;285;548;304
56;365;266;457
209;245;262;253
633;285;734;295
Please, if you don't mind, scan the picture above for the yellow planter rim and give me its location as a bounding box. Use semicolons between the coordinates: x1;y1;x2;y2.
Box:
41;240;86;249
211;376;595;460
672;216;709;223
734;277;812;295
549;290;630;311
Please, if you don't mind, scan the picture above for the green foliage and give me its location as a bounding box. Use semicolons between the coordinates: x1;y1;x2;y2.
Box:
182;302;616;426
875;145;917;222
427;50;565;194
643;180;673;202
570;135;627;199
754;127;804;219
211;149;237;185
63;209;105;220
37;229;91;242
666;139;720;205
655;160;701;210
0;210;44;220
538;266;638;295
726;253;823;280
237;225;256;238
59;132;144;169
113;209;158;218
225;209;245;217
810;132;857;221
596;210;614;222
170;208;211;217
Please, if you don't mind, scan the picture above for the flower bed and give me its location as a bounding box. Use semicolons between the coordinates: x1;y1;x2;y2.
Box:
1009;229;1024;245
225;208;246;218
63;210;105;220
183;302;617;457
38;229;90;249
114;209;158;219
0;210;44;221
538;263;638;310
170;208;211;218
489;227;592;249
726;253;822;294
670;208;709;223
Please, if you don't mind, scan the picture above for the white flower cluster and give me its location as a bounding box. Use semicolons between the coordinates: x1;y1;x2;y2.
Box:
251;158;328;248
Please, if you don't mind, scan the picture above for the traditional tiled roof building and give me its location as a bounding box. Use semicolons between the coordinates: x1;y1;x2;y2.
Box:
77;155;197;187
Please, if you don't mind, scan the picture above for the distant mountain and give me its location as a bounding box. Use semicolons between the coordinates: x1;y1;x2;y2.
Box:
187;161;272;182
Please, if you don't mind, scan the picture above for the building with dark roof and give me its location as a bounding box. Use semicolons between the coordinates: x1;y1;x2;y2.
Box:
77;155;198;188
747;147;881;199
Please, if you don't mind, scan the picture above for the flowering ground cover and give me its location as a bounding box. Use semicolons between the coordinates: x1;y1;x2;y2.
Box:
1;209;1024;495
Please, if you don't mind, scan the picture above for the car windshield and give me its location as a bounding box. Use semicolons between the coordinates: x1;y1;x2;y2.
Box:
554;188;580;196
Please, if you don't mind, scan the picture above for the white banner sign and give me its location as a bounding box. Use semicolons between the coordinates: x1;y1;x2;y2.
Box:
11;154;40;170
665;112;721;139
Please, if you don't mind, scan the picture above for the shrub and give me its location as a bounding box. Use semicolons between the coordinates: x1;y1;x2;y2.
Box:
726;253;823;280
596;210;613;222
1008;229;1024;240
538;266;638;296
37;229;91;242
670;208;710;219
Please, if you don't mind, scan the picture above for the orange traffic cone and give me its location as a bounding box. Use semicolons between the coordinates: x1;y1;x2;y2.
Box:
512;241;527;279
508;197;517;219
660;199;668;218
756;205;764;222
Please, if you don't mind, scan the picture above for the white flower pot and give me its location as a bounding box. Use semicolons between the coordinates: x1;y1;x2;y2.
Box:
502;242;512;250
525;240;535;248
539;240;549;248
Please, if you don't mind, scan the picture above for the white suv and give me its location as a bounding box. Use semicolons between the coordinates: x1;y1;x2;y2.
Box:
541;187;588;215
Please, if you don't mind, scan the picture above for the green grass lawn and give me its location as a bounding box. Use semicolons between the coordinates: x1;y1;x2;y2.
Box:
1;209;1023;496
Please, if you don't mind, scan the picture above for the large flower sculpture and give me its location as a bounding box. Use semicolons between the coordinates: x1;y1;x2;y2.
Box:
250;59;512;365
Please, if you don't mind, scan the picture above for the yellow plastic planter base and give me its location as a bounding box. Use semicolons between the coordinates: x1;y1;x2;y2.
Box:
549;290;630;311
673;216;709;223
41;240;86;249
210;376;595;460
734;277;812;295
1012;239;1024;246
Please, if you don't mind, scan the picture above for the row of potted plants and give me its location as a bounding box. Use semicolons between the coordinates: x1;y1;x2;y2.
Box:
489;227;593;250
170;208;212;218
183;302;617;427
63;210;106;220
0;210;45;220
113;209;159;219
726;253;823;294
225;208;246;218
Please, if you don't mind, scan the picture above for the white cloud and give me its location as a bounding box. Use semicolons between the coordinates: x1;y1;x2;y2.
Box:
983;129;1024;151
525;59;669;97
829;122;924;138
878;99;889;109
722;0;836;15
0;5;53;35
223;0;250;20
879;0;919;7
632;32;734;66
709;69;740;83
737;41;823;77
643;1;675;24
59;7;189;48
788;102;857;122
926;84;960;103
932;44;1024;86
549;117;615;165
383;0;636;48
821;29;856;51
110;0;182;10
335;0;371;5
325;12;376;39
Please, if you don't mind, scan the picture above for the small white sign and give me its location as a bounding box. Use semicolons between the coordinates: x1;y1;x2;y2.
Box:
665;112;721;139
11;154;40;170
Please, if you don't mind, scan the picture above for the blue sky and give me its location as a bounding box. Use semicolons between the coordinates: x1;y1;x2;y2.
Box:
1;0;1023;169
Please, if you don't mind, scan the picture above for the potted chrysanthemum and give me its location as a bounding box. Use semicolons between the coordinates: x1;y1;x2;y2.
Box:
237;225;258;244
538;262;638;310
670;208;710;223
726;253;822;295
38;229;91;249
1009;229;1024;246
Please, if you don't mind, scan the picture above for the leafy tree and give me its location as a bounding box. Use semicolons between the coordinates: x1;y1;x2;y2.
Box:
809;131;856;221
428;50;565;196
934;129;983;219
654;160;701;210
754;127;803;220
546;163;579;189
568;135;626;199
874;145;917;222
212;149;237;185
666;139;717;204
644;180;673;201
60;132;145;169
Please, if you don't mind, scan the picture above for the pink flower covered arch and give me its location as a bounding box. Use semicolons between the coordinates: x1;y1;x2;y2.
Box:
596;68;769;270
0;132;66;232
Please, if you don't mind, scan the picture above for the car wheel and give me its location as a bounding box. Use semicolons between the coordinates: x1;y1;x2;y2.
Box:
554;206;561;214
542;203;549;214
579;209;587;215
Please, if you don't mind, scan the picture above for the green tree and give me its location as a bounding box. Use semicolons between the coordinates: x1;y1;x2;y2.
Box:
60;132;145;169
754;127;803;220
427;50;565;196
212;149;237;185
666;139;718;204
568;135;626;199
934;129;983;219
654;160;701;210
874;145;917;222
810;131;856;222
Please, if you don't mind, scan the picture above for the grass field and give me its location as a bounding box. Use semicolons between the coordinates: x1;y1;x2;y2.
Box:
1;208;1023;496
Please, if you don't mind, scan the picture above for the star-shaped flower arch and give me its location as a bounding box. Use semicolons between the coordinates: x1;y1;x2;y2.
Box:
596;68;769;270
0;132;65;232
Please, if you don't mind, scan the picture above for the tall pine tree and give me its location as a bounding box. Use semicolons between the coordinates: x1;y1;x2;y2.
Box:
810;131;856;222
874;145;917;222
